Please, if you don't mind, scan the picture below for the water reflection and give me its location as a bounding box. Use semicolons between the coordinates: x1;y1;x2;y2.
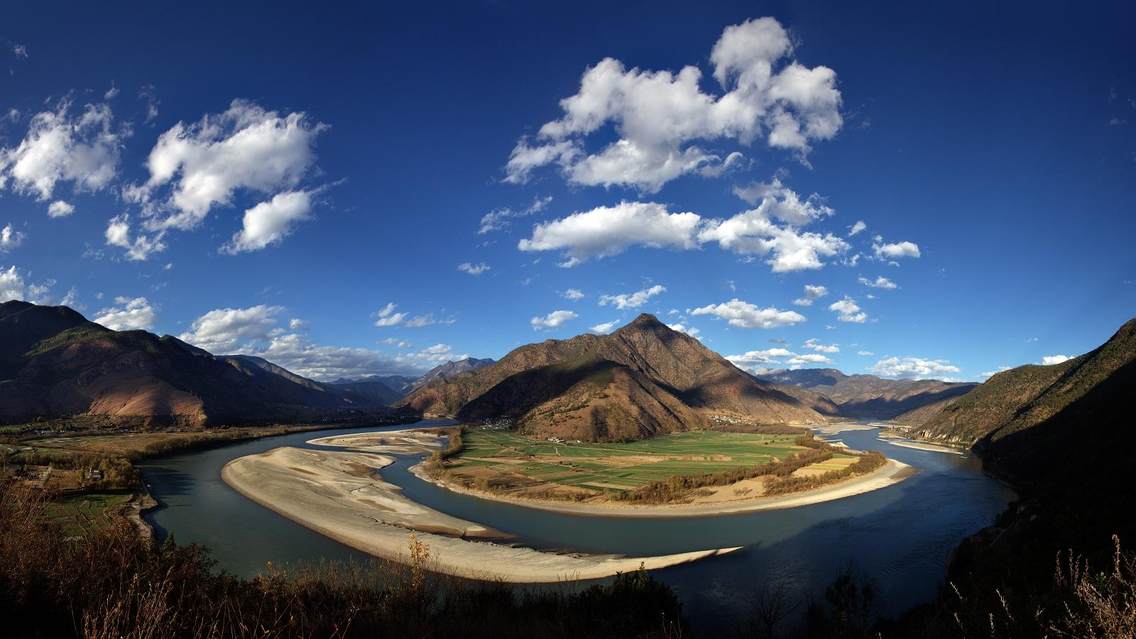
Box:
138;422;1014;627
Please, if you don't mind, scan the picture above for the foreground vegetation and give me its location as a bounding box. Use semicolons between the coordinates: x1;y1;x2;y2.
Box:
0;480;686;639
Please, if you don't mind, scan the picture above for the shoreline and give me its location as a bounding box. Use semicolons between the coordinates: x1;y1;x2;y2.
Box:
221;445;742;583
411;457;913;518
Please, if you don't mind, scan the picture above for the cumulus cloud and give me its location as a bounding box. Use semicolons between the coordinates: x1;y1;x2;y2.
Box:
0;265;53;303
403;343;469;364
457;262;490;276
118;99;327;257
223;189;314;254
0;101;123;208
872;237;921;260
0;224;24;251
691;298;805;329
48;200;75;218
478;195;552;234
531;309;577;330
93;296;157;331
374;303;407;327
590;320;620;334
561;288;585;301
793;284;828;306
803;337;839;353
519;179;854;272
599;284;666;310
519;201;701;266
726;346;829;371
848;220;866;236
1041;354;1072;365
104;214;166;261
829;297;867;323
179;304;283;353
666;322;700;337
871;356;960;379
858;275;897;289
505;17;842;191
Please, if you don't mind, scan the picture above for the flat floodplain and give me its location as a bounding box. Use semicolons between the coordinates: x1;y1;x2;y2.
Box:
447;429;857;495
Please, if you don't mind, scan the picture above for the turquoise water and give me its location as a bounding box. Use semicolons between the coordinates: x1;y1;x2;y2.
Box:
138;421;1014;627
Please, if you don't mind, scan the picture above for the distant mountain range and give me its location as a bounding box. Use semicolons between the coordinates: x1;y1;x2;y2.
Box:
755;368;976;419
401;313;827;441
0;301;405;426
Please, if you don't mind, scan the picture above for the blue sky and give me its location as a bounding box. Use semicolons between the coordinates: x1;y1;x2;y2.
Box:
1;0;1133;381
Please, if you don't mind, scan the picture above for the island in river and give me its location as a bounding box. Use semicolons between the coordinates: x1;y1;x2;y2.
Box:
221;425;911;582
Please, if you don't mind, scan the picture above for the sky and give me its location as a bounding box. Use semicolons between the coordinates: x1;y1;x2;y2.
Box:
1;0;1134;382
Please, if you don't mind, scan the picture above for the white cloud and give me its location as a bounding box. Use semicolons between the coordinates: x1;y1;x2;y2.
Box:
531;309;577;330
374;302;407;327
179;304;283;353
11;43;28;59
457;262;490;276
699;179;848;272
858;275;897;289
856;350;874;356
979;366;1010;379
731;177;833;225
403;343;469;364
0;265;53;303
793;283;828;306
691;298;805;329
520;178;850;273
93;296;157;331
223;189;314;253
726;346;827;371
589;319;620;334
506;17;842;191
785;353;831;366
561;288;585;301
478;195;552;234
599;284;666;310
519;201;701;266
48;200;75;218
872;238;921;259
0;224;24;251
0;101;123;204
829;297;867;323
803;338;839;353
848;220;866;236
288;318;306;330
666;322;700;337
104;214;166;261
871;356;960;379
405;313;454;328
1041;354;1072;365
120;99;326;257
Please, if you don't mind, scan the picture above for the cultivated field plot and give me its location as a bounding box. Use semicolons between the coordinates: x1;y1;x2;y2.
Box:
447;429;857;495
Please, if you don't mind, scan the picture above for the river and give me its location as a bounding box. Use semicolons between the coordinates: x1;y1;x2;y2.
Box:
137;421;1014;629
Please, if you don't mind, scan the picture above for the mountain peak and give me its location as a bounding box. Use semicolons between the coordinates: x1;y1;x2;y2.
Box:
622;313;668;331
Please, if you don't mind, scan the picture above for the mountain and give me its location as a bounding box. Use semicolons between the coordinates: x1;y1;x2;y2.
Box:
756;368;976;419
400;314;825;440
0;301;397;426
909;317;1136;489
323;378;405;405
411;357;495;391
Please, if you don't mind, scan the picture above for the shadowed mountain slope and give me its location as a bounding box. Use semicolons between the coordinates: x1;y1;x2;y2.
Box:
0;301;397;426
401;314;824;440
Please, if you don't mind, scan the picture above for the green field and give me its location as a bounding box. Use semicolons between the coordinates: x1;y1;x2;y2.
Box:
43;492;133;537
446;429;850;494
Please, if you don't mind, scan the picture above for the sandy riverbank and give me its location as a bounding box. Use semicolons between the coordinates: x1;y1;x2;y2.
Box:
222;446;741;583
884;439;967;455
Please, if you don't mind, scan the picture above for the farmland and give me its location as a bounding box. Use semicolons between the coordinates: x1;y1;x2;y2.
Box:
434;428;868;503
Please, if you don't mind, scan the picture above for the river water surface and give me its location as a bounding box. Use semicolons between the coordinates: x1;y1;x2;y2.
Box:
138;421;1014;627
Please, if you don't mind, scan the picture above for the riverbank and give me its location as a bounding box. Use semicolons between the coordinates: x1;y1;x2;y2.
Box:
411;456;913;518
222;445;741;583
312;428;913;518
